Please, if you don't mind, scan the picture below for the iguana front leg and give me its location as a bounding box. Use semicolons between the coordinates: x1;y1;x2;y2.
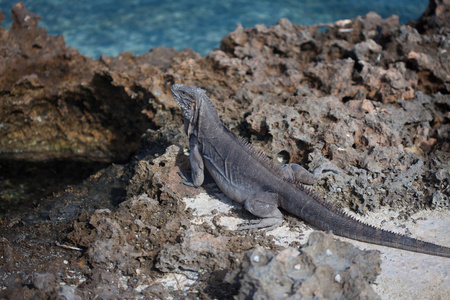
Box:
179;142;205;187
238;192;283;231
280;163;340;185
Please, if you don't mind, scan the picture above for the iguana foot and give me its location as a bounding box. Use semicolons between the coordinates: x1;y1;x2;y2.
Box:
311;163;340;180
237;218;282;232
177;171;196;187
280;162;340;185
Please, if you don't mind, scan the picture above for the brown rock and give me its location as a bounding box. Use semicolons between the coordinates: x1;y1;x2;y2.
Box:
1;1;450;298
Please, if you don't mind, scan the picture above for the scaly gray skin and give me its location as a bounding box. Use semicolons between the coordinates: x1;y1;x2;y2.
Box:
171;83;450;258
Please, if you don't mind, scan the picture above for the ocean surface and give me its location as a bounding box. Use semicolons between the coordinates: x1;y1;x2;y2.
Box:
0;0;428;58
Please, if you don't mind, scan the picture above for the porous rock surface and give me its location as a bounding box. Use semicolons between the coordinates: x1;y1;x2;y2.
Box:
0;0;449;299
226;232;380;299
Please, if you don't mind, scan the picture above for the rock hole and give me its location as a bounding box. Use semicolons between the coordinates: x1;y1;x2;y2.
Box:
342;96;353;103
277;150;291;165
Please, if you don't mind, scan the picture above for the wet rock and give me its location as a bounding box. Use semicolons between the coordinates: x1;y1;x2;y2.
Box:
226;232;381;300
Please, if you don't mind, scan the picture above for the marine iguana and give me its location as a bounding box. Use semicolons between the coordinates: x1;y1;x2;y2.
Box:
171;83;450;258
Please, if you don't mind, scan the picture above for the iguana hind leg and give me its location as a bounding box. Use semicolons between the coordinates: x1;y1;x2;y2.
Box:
238;192;283;231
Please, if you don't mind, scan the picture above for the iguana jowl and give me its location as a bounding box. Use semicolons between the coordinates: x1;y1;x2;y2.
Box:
171;83;450;258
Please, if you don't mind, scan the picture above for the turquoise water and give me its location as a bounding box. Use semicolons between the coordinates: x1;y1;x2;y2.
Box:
0;0;428;58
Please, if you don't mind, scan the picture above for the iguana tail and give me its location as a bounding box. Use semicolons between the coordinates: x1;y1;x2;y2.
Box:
282;185;450;258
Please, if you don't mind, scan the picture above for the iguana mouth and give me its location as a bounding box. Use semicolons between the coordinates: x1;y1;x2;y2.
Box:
170;84;195;120
179;102;194;121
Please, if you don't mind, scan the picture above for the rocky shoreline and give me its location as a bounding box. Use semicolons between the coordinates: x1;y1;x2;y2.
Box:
1;1;449;298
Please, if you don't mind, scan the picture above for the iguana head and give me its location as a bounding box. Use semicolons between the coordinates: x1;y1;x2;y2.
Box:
171;84;205;122
171;84;209;136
